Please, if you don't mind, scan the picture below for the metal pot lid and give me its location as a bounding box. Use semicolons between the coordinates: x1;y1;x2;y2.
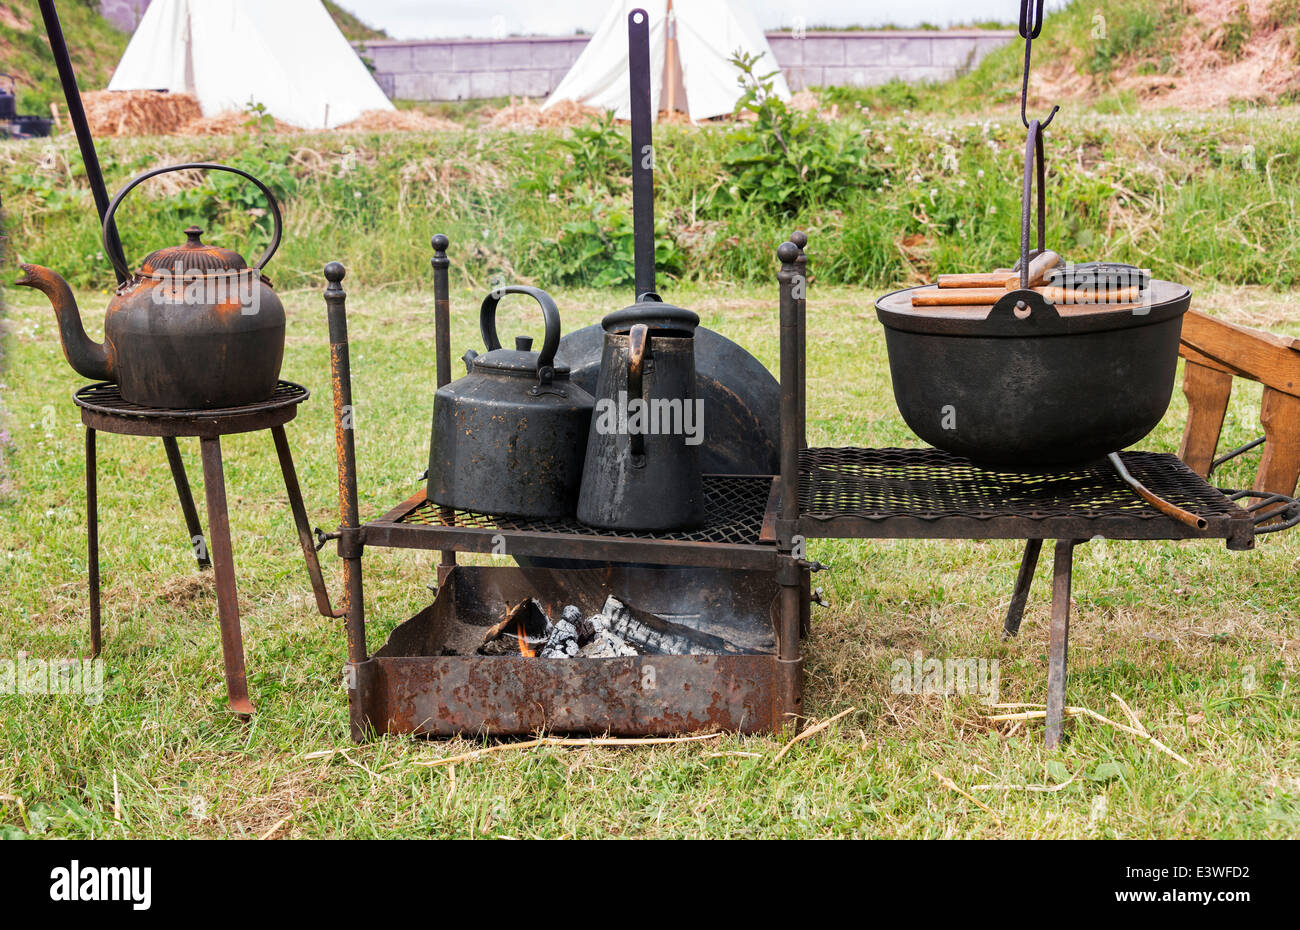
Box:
140;226;249;278
471;336;571;378
875;279;1191;338
602;299;699;335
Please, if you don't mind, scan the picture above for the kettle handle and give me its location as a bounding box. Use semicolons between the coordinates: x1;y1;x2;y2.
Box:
479;285;562;383
626;323;649;467
102;162;284;282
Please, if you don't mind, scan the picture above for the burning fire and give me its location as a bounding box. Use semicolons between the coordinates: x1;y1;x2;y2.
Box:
515;609;535;658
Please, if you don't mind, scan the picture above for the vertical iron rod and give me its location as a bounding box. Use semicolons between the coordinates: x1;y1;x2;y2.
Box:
430;234;457;581
37;0;125;285
324;262;367;663
777;239;801;529
628;8;656;300
86;426;100;657
776;237;805;731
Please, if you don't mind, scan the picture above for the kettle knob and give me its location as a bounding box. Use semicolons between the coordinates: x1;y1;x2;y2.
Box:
515;336;534;351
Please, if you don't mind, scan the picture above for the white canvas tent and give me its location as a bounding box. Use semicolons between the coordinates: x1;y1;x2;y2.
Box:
107;0;393;129
544;0;790;123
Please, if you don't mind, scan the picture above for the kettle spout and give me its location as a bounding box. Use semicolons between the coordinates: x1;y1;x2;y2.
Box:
15;264;112;381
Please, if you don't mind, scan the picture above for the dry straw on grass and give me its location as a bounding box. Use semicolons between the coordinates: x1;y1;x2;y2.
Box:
80;90;201;137
487;98;603;129
179;110;296;135
337;109;462;133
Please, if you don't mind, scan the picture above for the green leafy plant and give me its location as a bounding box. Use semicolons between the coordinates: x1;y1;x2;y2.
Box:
718;50;870;217
524;111;631;196
553;197;683;289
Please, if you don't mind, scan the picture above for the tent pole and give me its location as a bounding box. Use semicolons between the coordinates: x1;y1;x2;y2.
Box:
37;0;126;286
664;0;678;117
628;8;656;301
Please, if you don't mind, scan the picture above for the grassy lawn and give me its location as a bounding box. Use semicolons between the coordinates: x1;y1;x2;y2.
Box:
1;274;1296;839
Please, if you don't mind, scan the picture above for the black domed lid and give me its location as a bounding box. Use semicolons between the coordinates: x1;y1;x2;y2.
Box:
601;298;699;335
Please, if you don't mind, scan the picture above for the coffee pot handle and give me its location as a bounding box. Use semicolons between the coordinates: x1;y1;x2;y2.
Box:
479;285;561;384
626;323;649;467
102;162;283;282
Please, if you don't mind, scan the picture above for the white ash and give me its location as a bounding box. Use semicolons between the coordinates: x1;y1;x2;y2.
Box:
540;604;636;658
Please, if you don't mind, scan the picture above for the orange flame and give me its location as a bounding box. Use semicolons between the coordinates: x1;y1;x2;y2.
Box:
516;611;535;658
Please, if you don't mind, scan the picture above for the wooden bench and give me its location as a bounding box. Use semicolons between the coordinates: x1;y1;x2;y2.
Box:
1178;310;1300;498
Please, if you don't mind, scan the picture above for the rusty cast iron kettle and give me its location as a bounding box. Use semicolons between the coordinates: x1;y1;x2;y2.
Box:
15;162;285;409
428;286;595;520
576;298;706;531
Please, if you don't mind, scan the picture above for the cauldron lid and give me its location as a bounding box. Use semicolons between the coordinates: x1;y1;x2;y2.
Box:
602;298;699;335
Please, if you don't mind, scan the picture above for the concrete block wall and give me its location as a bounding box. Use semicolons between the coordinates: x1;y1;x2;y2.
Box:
358;36;591;101
359;30;1016;102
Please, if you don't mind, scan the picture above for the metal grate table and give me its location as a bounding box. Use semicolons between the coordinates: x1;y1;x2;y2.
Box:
365;474;781;570
74;380;339;716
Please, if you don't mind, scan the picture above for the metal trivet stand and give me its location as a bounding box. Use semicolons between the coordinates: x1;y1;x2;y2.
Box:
76;380;339;715
320;235;1296;747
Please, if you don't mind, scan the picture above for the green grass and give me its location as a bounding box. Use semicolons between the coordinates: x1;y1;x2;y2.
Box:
4;108;1300;297
0;277;1296;838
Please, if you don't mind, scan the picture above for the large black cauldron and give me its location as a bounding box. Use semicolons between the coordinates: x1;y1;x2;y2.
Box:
875;282;1190;467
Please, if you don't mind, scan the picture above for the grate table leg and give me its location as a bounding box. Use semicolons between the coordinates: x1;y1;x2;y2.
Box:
271;425;339;618
198;435;254;717
1045;539;1078;749
1003;538;1043;638
162;436;209;570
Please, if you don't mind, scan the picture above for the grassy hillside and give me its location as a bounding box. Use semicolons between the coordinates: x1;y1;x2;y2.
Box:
0;0;129;114
829;0;1300;114
324;1;388;42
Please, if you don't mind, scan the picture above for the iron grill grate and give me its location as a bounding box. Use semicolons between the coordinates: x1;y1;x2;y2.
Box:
799;447;1239;521
398;475;774;546
73;380;309;418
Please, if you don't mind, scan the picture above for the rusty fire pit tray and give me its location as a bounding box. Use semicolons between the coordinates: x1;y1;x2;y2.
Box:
349;564;784;739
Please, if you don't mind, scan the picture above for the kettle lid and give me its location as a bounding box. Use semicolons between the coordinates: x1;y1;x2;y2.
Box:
602;298;699;335
471;335;569;377
141;226;249;277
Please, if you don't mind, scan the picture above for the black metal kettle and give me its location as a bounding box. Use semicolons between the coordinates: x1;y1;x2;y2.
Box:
428;286;594;519
576;299;706;531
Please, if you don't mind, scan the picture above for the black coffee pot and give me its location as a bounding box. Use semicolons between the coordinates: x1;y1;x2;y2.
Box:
576;299;705;531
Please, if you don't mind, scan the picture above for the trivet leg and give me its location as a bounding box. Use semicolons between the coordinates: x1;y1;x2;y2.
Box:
271;425;339;618
198;435;254;717
1045;539;1076;749
163;436;209;570
1003;538;1042;639
86;427;101;658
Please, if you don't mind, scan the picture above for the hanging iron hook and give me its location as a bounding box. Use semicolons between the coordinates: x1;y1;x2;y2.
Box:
1019;0;1060;130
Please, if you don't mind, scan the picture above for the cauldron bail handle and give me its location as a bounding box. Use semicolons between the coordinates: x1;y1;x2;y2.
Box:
1016;0;1058;289
102;161;284;281
1017;120;1048;290
626;323;649;468
478;285;562;386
